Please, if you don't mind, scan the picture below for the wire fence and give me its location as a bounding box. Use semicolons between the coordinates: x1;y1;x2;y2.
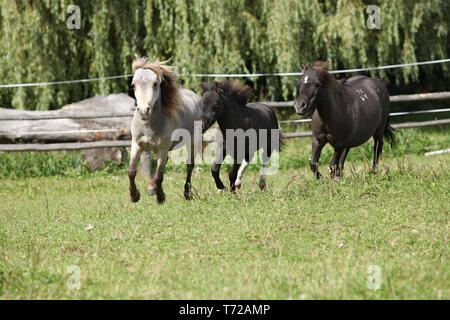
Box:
0;58;449;88
0;59;448;152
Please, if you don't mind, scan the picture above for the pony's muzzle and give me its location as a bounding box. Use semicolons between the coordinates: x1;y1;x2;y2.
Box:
294;100;308;115
138;106;150;119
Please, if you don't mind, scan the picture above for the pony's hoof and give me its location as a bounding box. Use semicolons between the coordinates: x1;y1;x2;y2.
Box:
258;181;266;191
130;190;141;203
235;183;241;191
148;188;156;196
156;192;166;204
184;183;192;200
217;187;227;193
329;169;336;179
216;183;226;190
184;192;192;200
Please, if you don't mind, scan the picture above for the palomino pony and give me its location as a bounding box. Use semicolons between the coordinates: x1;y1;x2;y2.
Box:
293;61;395;179
199;81;280;191
128;58;201;203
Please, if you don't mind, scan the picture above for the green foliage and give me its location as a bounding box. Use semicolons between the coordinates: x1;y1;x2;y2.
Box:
0;0;448;110
0;150;127;179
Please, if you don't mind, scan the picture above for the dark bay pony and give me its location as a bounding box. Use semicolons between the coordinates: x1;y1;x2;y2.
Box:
293;61;395;179
199;81;280;191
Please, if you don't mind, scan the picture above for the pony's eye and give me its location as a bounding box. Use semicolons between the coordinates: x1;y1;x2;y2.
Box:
153;82;158;88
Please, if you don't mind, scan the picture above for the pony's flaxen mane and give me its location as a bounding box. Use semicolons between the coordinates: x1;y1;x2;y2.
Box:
218;81;254;105
132;57;182;119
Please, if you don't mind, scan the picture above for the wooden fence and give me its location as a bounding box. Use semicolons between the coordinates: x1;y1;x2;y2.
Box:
0;91;449;152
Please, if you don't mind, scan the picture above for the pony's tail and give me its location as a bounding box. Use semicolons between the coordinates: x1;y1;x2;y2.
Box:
384;117;396;148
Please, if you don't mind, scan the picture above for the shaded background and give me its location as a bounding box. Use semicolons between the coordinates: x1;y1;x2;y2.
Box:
0;0;449;110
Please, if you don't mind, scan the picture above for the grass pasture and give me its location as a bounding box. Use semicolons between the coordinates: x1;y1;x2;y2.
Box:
0;127;449;299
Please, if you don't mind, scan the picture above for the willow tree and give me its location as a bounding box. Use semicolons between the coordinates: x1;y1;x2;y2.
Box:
0;0;448;110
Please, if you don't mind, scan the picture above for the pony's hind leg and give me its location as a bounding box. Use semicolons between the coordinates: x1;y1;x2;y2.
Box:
128;142;142;202
258;150;272;190
184;141;195;200
372;137;384;171
259;158;270;191
329;151;340;179
311;138;325;179
212;162;225;191
184;163;194;200
234;159;249;190
336;148;350;178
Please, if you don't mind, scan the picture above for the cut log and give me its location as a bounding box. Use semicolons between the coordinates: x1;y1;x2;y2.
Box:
83;147;128;171
0;94;135;143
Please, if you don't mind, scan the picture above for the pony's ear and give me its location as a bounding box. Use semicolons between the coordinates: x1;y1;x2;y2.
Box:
198;82;208;93
299;61;308;72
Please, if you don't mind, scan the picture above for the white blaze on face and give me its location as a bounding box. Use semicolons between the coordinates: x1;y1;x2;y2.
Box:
133;68;160;118
304;76;309;84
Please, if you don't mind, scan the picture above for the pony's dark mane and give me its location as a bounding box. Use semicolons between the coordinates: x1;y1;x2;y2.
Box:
311;60;336;86
218;81;254;105
132;57;182;119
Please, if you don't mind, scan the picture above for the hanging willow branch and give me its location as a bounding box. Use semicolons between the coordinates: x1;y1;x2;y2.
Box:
0;0;448;110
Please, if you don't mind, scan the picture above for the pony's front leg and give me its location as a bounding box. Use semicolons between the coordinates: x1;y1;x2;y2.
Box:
128;141;142;202
211;146;226;191
234;158;249;191
149;151;169;204
311;138;324;179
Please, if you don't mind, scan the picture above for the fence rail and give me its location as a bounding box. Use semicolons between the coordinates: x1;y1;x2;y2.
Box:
0;91;448;152
1;119;449;152
1;91;449;121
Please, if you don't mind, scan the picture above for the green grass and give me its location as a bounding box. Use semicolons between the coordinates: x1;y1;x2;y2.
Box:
0;127;449;299
0;125;449;178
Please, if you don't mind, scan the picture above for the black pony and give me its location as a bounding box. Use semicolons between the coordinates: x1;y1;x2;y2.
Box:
199;81;280;191
294;61;395;179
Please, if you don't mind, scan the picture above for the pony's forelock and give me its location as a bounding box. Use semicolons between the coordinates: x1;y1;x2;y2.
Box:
308;60;334;85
